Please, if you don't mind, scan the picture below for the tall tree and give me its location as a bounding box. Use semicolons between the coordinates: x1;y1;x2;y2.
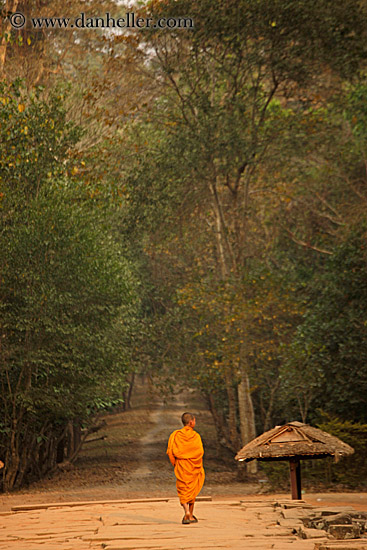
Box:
119;0;367;467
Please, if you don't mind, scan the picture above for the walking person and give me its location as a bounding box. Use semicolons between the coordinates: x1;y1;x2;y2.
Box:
167;412;205;524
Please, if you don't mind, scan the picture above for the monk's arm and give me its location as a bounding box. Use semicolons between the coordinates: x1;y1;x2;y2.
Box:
166;432;177;466
167;449;176;466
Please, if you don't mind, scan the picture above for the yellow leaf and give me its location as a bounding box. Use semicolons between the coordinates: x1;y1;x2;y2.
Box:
27;37;32;45
18;104;25;113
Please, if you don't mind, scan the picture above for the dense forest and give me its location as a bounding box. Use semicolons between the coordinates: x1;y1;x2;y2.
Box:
1;0;367;491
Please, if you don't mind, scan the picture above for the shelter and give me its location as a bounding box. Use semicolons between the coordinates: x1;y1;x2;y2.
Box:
235;421;354;499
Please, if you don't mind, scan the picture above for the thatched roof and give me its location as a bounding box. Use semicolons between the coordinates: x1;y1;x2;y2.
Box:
235;421;354;462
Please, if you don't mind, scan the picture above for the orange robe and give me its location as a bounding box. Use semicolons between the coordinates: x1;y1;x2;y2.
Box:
166;426;205;504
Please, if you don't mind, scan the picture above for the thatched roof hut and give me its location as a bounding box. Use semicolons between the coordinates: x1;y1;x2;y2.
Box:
235;421;354;499
235;421;354;462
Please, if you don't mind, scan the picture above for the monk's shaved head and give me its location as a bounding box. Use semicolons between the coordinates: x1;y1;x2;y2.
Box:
181;412;195;426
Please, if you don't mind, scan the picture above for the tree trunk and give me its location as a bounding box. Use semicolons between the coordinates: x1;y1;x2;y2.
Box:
66;421;74;459
56;438;65;464
16;432;35;488
123;372;135;411
206;392;227;450
4;410;22;491
0;0;19;76
263;377;280;431
73;423;81;452
126;372;135;409
237;367;257;474
224;369;240;451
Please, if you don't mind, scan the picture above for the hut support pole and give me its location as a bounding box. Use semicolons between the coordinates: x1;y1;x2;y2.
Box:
289;459;302;500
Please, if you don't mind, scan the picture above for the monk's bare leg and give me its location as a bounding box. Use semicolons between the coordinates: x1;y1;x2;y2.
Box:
188;501;198;522
189;501;195;518
182;502;190;522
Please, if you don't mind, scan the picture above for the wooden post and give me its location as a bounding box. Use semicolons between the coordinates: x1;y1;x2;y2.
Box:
289;458;302;500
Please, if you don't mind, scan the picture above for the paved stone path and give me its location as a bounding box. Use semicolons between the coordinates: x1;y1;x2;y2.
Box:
2;497;367;550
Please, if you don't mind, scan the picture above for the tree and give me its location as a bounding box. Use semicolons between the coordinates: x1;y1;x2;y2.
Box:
0;81;139;490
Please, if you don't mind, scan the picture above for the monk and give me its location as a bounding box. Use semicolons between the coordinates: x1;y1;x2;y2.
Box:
167;412;205;525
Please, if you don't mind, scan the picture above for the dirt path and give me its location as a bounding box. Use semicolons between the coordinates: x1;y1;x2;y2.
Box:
126;399;182;491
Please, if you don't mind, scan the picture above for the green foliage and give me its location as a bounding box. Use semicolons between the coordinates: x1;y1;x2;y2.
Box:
0;79;81;203
345;83;367;141
1;184;135;415
147;0;367;81
0;81;140;490
282;229;367;423
314;413;367;488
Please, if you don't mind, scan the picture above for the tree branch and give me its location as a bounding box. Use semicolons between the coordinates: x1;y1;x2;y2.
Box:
283;227;333;255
